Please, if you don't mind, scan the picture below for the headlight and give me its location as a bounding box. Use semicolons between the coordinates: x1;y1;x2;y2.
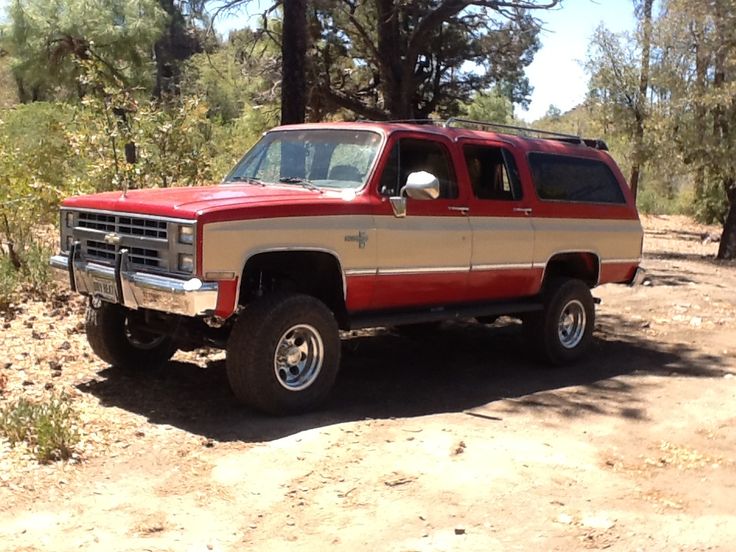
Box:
178;254;194;273
65;212;74;228
178;225;194;245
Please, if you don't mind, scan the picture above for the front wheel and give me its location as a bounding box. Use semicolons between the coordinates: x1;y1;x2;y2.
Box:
85;302;177;370
523;278;595;365
226;292;341;415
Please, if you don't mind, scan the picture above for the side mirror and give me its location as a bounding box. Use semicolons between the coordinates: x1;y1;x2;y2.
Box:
389;171;440;218
402;171;440;200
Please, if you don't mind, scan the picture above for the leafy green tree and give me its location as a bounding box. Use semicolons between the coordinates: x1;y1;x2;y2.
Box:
460;89;514;123
309;0;555;120
1;0;167;101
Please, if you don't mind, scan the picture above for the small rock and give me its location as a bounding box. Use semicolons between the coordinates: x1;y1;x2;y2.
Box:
454;528;466;535
556;513;574;525
22;380;34;386
581;515;615;530
453;441;466;455
49;360;62;372
202;438;215;448
59;341;72;351
31;330;44;339
4;362;11;370
44;382;54;390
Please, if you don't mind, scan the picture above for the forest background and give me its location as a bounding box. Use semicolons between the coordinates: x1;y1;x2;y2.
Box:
1;0;735;308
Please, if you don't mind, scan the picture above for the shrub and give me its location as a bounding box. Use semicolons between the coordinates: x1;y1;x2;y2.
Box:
0;255;21;310
0;394;80;463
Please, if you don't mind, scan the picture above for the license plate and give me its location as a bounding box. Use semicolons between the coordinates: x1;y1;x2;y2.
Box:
91;278;117;302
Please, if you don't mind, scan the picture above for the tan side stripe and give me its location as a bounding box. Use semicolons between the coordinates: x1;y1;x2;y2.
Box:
378;266;469;275
344;268;377;276
471;263;531;271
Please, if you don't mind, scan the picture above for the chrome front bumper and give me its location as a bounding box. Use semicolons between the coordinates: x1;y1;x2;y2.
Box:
50;251;218;317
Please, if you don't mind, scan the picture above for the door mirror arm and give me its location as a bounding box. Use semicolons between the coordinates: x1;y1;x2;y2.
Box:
389;171;440;218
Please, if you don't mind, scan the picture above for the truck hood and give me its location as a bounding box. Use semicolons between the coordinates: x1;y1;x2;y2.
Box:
62;183;356;219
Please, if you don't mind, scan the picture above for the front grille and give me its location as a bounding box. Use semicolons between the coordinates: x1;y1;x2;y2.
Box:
86;240;116;261
85;240;161;268
79;212;168;240
66;209;193;275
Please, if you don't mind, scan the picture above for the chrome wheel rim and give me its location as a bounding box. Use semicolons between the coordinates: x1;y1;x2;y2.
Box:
558;299;586;349
274;324;324;391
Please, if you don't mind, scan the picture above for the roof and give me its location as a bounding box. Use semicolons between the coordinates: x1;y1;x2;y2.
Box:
271;118;610;159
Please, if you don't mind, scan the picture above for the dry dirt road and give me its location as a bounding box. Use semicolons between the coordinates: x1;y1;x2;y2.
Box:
1;215;735;551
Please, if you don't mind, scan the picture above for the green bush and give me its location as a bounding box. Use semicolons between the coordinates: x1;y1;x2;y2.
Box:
0;255;21;310
0;394;80;463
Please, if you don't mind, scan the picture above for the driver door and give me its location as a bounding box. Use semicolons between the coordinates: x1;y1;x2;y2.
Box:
371;135;472;310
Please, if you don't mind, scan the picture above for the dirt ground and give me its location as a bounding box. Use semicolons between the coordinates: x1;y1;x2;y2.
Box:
1;215;735;552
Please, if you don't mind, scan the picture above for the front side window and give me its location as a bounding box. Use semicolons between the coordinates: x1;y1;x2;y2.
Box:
225;129;382;190
378;138;458;199
529;153;626;204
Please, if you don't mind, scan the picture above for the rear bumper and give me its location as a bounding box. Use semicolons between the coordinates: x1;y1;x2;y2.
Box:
50;252;218;317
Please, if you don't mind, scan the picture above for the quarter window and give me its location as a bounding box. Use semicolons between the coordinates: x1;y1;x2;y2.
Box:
529;153;626;204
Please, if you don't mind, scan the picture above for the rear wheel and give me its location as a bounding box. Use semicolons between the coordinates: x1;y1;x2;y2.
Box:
523;278;595;365
85;302;177;370
226;292;340;415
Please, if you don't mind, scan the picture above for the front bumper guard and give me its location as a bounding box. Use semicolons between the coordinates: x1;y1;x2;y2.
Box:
50;247;218;317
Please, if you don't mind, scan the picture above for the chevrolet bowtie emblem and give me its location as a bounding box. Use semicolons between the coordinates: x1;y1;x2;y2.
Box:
344;231;369;249
104;232;122;245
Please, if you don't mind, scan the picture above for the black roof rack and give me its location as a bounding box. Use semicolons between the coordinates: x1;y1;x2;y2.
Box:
358;117;609;150
444;117;582;142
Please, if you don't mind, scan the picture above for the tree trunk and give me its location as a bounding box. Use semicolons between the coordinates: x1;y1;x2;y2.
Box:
376;0;406;119
718;184;736;259
281;0;308;125
153;0;201;98
628;0;654;199
713;0;736;259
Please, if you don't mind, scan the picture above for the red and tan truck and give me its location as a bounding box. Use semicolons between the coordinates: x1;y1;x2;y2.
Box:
51;119;644;414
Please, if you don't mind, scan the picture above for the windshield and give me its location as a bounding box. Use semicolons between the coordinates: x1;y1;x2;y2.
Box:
224;129;383;190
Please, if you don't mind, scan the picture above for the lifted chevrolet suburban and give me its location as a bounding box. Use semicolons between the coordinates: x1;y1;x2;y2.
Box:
51;119;644;414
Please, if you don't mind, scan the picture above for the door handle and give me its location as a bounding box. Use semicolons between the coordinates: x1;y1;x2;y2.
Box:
448;206;470;214
513;207;533;216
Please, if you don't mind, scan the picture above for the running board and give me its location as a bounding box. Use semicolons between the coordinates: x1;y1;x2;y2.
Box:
349;300;544;330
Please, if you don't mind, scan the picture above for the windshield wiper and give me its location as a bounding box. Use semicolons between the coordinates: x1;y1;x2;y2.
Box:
227;175;266;186
278;176;321;192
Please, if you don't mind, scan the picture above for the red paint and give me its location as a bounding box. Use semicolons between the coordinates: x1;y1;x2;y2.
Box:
599;263;639;285
467;268;543;302
370;272;469;310
214;278;239;318
345;275;375;311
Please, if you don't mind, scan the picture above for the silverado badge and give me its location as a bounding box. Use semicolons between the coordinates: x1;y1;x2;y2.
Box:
344;231;368;249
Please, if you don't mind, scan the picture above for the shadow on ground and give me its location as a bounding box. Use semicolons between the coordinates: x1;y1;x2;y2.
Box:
77;312;734;443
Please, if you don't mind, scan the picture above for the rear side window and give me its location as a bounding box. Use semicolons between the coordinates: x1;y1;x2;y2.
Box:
529;153;626;204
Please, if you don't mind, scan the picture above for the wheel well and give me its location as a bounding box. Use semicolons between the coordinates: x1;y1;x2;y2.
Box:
543;252;599;288
239;251;348;328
